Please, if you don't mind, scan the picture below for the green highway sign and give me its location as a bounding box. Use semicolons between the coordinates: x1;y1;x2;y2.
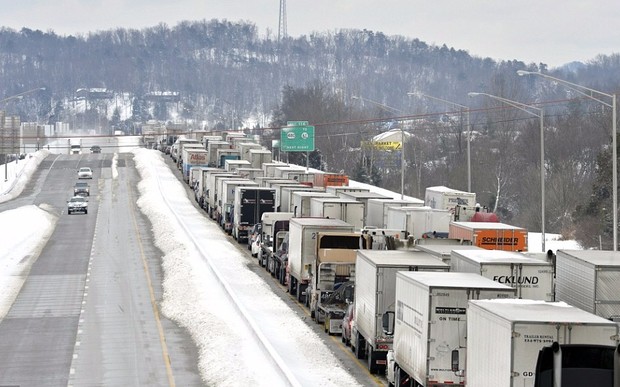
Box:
287;121;309;127
281;125;315;152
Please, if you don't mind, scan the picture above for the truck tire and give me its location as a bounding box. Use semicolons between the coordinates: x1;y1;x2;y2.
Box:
288;277;295;295
367;345;378;374
354;332;366;359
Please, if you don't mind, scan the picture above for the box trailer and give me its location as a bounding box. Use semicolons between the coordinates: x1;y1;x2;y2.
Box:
291;191;337;217
232;187;276;243
424;185;476;211
280;186;324;215
389;272;516;387
237;142;263;161
248;149;272;169
203;171;235;217
449;221;528;251
206;140;231;167
386;206;452;240
182;148;209;182
366;198;424;228
450;249;555;301
220;179;258;232
466;299;620;387
414;244;483;265
235;167;264;181
262;162;289;177
555;249;620;321
287;218;354;303
223;159;251;172
310;197;365;230
354;250;450;374
314;173;349;188
215;148;240;168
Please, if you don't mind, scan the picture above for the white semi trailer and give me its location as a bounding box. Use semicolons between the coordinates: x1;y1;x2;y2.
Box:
387;272;516;387
353;250;450;374
466;299;620;387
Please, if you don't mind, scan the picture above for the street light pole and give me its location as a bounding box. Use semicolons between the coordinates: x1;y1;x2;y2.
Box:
352;95;406;199
517;70;618;251
0;87;46;182
468;92;546;252
408;92;471;192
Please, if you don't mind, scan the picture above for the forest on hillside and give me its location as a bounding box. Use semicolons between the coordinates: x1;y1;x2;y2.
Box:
1;19;620;248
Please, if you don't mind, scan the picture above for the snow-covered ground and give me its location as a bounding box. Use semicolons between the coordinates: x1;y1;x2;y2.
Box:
0;145;583;385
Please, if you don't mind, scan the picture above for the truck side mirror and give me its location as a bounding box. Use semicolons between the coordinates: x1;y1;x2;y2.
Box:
382;311;395;335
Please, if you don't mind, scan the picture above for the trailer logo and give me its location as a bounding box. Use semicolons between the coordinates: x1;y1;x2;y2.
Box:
481;237;519;246
435;307;466;314
493;275;539;285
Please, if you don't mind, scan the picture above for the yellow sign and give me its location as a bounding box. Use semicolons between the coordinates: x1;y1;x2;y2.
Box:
361;141;402;150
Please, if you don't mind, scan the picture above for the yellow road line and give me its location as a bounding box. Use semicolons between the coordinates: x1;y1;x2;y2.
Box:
126;169;176;387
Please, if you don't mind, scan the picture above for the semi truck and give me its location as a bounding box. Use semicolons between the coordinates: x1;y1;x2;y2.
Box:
181;148;209;183
424;185;476;210
69;138;82;154
366;198;424;228
386;206;452;240
449;221;528;251
280;186;324;215
555;249;620;321
414;243;483;265
291;191;337;217
207;140;231;167
308;230;372;334
232;187;276;243
450;249;555;301
219;179;258;233
287;218;355;303
313;173;349;188
310;197;365;230
215;148;240;168
466;299;620;387
387;272;516;387
248;149;273;169
354;250;450;374
210;173;239;221
258;211;293;267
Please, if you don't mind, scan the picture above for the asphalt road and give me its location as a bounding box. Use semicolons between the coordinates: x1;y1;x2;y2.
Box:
0;152;202;387
162;154;387;387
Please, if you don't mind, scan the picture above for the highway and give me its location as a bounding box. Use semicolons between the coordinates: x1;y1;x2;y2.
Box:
0;140;383;386
0;149;201;387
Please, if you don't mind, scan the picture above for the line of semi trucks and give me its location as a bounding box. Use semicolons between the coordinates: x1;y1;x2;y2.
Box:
163;131;620;387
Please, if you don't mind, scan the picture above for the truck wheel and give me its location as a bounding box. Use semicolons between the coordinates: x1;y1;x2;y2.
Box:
288;277;295;295
354;333;366;359
367;346;377;374
324;316;329;334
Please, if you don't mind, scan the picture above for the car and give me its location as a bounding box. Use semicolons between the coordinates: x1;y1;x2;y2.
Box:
78;167;93;179
73;181;90;196
67;196;88;215
341;301;355;346
90;145;101;153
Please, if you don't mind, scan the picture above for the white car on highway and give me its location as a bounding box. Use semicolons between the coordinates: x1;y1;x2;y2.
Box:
78;167;93;179
67;196;88;215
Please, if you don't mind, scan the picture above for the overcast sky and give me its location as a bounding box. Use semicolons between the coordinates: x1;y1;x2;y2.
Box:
4;1;619;68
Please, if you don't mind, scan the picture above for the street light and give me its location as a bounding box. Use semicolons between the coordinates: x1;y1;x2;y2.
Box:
0;87;46;181
352;95;406;199
408;92;471;192
517;70;618;251
468;92;546;252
